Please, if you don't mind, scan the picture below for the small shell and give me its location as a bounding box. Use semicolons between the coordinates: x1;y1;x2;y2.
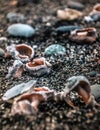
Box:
26;57;52;77
2;79;37;102
57;8;82;20
6;60;24;78
64;76;91;95
69;27;97;44
5;44;34;62
93;4;100;13
11;87;54;115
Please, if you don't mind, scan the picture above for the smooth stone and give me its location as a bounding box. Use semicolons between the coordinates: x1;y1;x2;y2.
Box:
7;12;25;23
45;44;66;56
2;80;37;102
0;48;5;57
56;25;82;33
7;23;35;37
67;1;84;11
91;84;100;99
89;71;96;77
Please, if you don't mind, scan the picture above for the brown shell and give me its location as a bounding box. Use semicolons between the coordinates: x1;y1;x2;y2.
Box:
69;27;97;44
5;44;34;62
26;57;51;76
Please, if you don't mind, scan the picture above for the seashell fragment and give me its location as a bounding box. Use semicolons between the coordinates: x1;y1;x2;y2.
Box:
5;44;34;62
57;8;83;21
6;60;24;78
26;57;52;77
11;87;54;115
2;79;37;102
69;27;97;44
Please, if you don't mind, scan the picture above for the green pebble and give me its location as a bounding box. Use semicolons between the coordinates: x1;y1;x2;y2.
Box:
45;44;66;56
0;48;5;57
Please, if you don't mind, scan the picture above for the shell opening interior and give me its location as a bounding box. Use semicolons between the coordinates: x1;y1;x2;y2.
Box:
16;45;33;58
27;59;44;67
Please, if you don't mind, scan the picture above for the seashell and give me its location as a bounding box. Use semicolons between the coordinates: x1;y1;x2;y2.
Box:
2;79;37;102
5;44;34;62
11;87;54;115
69;27;97;44
56;25;82;33
6;60;24;78
64;76;92;106
26;57;52;77
93;4;100;13
57;8;83;21
87;4;100;22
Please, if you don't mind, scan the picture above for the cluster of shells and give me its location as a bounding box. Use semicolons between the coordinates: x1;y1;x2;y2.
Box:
2;76;100;115
5;44;52;78
1;3;100;115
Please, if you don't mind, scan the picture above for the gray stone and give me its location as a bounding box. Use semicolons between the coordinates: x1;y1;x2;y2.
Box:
67;1;84;11
7;23;35;37
45;44;66;56
91;84;100;99
89;71;96;77
7;12;26;23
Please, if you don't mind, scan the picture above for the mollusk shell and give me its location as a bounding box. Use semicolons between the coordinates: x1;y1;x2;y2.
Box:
69;27;97;44
6;60;23;78
26;57;51;76
5;44;34;62
64;76;91;95
57;8;82;20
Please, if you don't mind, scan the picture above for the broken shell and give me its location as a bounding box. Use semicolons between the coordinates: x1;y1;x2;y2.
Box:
57;8;82;20
69;27;97;44
6;60;24;78
26;57;52;77
5;44;34;62
64;76;92;106
11;87;54;114
2;80;37;102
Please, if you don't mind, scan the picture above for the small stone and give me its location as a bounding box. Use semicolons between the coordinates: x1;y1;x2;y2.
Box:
56;25;82;33
89;71;96;77
91;84;100;99
6;12;26;23
7;23;35;37
45;44;66;56
0;48;5;57
67;1;84;11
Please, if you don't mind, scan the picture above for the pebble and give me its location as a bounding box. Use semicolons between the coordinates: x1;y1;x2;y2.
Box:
89;71;96;77
56;25;82;33
91;84;100;99
67;1;84;11
0;48;5;57
45;44;66;56
7;23;35;37
6;12;25;23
